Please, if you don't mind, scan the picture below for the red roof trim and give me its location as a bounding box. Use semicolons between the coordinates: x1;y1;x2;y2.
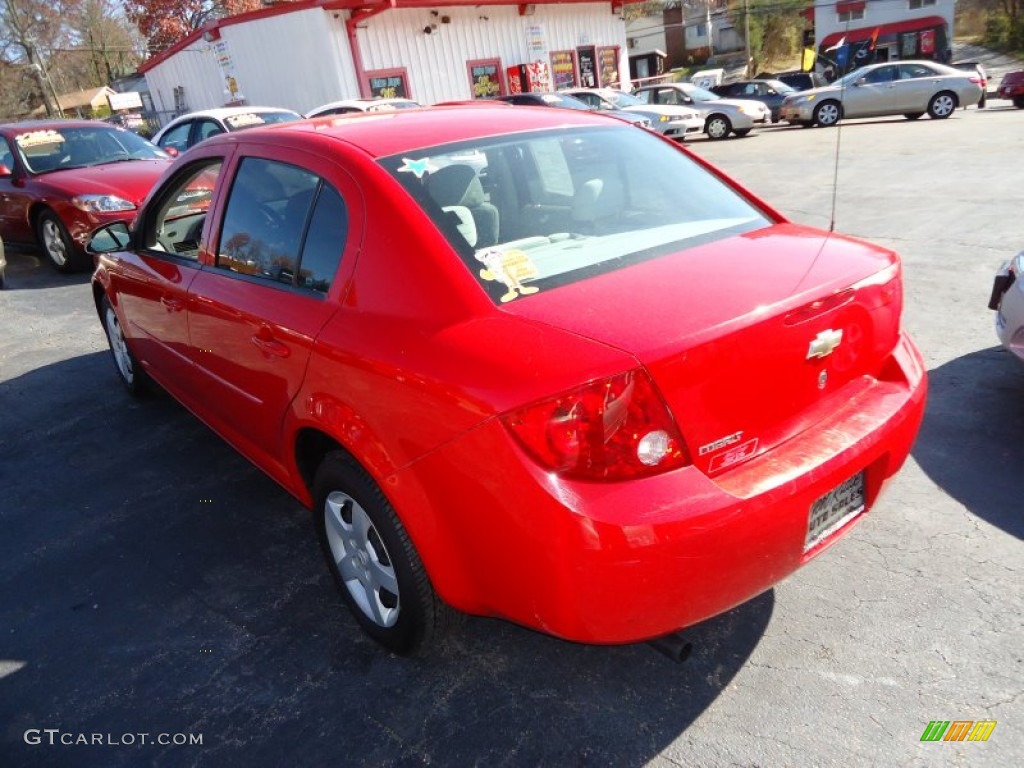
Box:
819;16;947;50
139;0;634;74
836;1;865;14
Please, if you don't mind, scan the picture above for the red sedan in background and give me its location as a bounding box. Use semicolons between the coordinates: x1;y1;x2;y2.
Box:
88;107;926;655
0;120;171;272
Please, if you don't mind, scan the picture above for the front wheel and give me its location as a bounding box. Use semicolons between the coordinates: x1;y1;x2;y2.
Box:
927;91;956;119
814;101;842;127
705;114;732;140
314;452;457;655
1013;96;1024;109
37;209;87;272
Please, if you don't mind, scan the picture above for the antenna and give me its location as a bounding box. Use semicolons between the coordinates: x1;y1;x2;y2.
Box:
825;21;854;234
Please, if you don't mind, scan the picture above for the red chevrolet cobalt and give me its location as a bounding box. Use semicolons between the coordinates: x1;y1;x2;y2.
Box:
88;107;926;655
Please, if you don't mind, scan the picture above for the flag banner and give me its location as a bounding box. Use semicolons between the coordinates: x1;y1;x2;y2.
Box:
802;48;816;72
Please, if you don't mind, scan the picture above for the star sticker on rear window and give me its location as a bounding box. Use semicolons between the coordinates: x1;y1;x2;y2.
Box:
398;157;438;179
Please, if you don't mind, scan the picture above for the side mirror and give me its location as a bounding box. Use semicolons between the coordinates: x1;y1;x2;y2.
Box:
87;221;133;255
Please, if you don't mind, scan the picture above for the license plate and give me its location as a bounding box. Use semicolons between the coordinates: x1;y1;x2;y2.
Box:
805;472;865;551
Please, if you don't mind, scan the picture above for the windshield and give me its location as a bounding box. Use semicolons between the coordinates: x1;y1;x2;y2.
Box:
223;111;301;131
606;91;644;107
684;84;722;102
15;126;169;174
834;67;869;88
382;125;770;304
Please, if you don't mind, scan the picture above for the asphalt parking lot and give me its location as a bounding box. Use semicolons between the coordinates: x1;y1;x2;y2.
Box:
2;104;1022;767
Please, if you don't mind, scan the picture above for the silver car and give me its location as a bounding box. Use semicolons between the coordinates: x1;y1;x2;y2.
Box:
631;82;771;140
0;235;5;289
990;250;1024;362
561;88;704;141
780;60;984;127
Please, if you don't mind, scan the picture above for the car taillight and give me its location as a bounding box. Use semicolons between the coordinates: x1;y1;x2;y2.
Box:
501;368;690;481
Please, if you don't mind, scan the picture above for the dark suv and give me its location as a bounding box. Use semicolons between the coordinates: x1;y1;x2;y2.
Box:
772;71;830;92
997;70;1024;108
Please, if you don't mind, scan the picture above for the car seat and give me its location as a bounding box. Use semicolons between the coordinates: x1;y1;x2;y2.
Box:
426;164;499;247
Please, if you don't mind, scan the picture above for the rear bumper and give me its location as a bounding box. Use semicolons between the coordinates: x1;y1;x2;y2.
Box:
393;333;927;644
994;261;1024;361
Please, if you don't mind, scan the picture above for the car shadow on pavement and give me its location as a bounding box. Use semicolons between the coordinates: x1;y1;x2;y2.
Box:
1;247;91;291
912;346;1024;539
0;352;773;767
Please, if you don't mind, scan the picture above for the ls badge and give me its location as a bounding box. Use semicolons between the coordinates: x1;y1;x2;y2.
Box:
807;328;843;360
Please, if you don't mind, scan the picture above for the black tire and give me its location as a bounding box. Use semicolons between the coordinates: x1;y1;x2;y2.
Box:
733;128;752;137
313;451;456;655
927;91;957;119
100;295;149;396
36;209;87;272
1013;96;1024;109
813;101;842;127
904;112;924;120
705;114;732;140
978;92;986;109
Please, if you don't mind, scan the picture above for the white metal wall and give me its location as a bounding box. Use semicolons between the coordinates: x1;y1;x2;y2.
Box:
144;4;629;120
350;4;630;104
145;9;357;120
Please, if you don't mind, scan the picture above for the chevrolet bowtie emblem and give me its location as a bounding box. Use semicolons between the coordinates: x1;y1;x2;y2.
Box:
807;328;843;360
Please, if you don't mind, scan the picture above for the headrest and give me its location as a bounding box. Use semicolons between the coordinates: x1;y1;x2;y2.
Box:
427;164;484;208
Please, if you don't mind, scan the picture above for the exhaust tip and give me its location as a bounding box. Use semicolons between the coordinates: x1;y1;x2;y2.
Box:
647;632;692;663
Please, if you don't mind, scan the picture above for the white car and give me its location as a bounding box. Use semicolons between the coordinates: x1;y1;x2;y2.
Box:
152;107;302;155
631;82;771;140
305;98;421;118
990;250;1024;361
779;61;984;127
560;88;704;141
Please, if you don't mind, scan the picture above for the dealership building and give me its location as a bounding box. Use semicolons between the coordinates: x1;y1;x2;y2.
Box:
139;0;634;119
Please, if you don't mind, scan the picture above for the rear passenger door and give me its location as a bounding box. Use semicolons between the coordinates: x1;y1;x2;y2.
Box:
892;63;942;113
186;146;359;473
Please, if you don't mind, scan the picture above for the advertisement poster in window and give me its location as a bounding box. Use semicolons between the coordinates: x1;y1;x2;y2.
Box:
577;46;597;88
597;46;620;88
366;68;410;99
550;50;577;90
919;29;935;55
900;32;918;58
467;59;504;97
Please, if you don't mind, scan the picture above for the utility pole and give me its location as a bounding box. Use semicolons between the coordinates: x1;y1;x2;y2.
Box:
744;0;752;76
706;0;714;59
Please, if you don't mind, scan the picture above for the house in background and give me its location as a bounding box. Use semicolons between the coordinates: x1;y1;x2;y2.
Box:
625;1;742;82
30;86;118;119
139;0;635;125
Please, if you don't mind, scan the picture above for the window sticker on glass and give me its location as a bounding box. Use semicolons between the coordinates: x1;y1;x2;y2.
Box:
16;130;63;149
475;247;540;302
398;157;439;179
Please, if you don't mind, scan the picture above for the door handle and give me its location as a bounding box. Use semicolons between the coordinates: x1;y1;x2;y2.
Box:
160;295;184;312
251;325;290;358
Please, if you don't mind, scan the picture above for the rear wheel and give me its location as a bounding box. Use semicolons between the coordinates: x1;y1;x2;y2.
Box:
927;91;956;119
37;209;87;272
813;101;841;127
903;112;924;120
1013;96;1024;109
314;451;457;655
705;114;732;140
100;295;148;396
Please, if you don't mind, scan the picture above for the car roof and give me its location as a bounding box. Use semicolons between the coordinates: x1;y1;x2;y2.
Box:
242;104;626;159
168;106;300;122
0;119;120;134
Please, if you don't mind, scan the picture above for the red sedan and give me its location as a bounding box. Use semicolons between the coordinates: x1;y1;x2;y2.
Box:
0;120;171;271
88;107;926;655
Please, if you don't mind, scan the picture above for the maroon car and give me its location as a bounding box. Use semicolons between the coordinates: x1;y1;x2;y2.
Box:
997;70;1024;108
0;120;171;272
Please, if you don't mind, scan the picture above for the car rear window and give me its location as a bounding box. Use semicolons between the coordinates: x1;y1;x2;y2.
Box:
381;126;770;304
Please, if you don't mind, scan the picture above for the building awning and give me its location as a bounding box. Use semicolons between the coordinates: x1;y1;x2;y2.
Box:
819;16;947;50
835;1;865;14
